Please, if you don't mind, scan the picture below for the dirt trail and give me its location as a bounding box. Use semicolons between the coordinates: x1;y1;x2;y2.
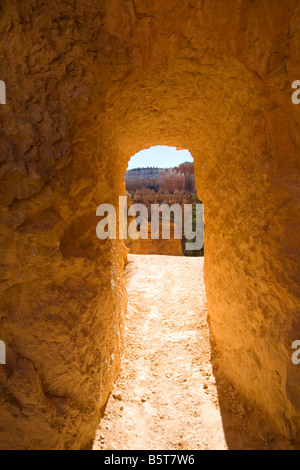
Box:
93;255;297;451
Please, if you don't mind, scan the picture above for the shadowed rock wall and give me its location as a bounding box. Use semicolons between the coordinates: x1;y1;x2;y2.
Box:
0;0;299;449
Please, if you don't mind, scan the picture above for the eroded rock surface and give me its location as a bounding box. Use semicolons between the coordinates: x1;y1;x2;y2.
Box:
94;255;298;451
0;0;299;449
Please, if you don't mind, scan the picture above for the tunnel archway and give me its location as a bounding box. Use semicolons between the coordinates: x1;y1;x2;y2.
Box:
100;55;299;439
124;146;200;257
0;0;299;449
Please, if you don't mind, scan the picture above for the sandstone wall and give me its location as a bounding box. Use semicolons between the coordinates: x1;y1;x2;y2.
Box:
159;163;196;193
125;191;187;256
131;188;196;217
126;163;196;194
126;222;184;257
159;171;185;193
125;168;165;180
0;0;299;448
126;179;159;193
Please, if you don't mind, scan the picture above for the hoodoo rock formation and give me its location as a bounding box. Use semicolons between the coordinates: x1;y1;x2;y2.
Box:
125;164;197;256
159;163;196;194
0;0;299;450
125;168;165;193
125;221;184;257
126;163;196;194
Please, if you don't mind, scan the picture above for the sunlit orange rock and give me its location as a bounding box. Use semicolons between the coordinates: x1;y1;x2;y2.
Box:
0;0;299;449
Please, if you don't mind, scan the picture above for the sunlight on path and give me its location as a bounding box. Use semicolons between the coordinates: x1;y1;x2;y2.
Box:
94;255;227;450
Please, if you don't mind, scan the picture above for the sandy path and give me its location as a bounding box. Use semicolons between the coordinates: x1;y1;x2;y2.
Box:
93;255;297;451
94;255;227;450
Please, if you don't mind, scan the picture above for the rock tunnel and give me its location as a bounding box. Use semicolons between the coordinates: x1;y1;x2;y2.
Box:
0;0;299;449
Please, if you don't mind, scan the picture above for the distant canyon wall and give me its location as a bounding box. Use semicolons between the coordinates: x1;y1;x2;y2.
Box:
125;162;196;194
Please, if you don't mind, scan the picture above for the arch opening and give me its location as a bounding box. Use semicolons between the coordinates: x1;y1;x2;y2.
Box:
124;146;203;257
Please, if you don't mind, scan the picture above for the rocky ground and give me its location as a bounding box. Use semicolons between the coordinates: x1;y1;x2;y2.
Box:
93;255;298;451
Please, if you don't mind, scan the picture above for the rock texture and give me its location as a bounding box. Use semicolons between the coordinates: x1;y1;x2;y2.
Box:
0;0;299;449
125;187;196;256
94;255;299;451
130;188;196;216
159;163;196;194
125;163;196;194
126;221;184;256
125;168;164;193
